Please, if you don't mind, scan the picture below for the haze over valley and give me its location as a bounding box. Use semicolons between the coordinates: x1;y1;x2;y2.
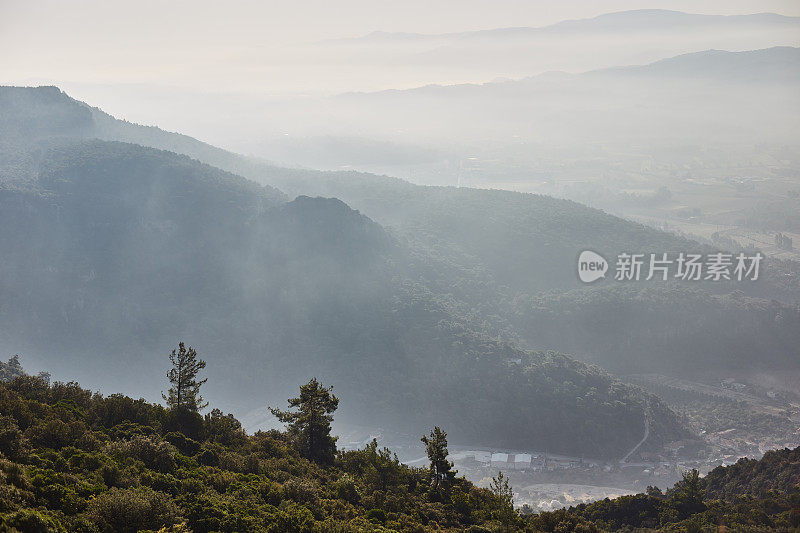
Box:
1;2;799;530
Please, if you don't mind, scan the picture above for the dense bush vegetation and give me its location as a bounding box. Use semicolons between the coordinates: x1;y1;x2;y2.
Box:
0;376;512;532
0;375;797;532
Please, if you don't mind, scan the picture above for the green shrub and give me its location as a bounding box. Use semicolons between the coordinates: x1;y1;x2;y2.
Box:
196;448;219;467
203;409;246;447
99;463;121;487
218;451;246;472
272;503;315;533
465;526;492;533
111;436;176;473
0;509;64;533
282;478;317;503
64;516;100;533
258;480;282;506
0;460;28;489
367;508;387;524
26;419;82;449
0;415;29;460
451;489;472;516
75;431;104;452
88;394;165;432
4;376;51;403
53;398;85;420
179;477;204;495
164;409;203;441
243;453;260;474
87;487;178;533
335;474;360;504
105;422;155;441
140;471;181;495
163;432;200;456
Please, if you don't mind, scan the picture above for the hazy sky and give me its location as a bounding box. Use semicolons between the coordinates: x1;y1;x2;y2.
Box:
2;0;799;142
3;0;800;88
3;1;800;43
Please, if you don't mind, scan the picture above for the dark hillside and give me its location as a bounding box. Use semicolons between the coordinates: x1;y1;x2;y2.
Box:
0;138;688;458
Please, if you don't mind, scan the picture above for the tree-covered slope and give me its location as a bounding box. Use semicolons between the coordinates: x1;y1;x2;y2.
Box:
508;284;800;375
4;84;696;297
702;446;800;501
5;87;798;295
5;86;791;380
529;446;800;531
0;136;688;458
1;85;795;452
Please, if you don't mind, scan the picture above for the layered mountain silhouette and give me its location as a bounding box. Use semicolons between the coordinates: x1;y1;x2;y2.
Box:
316;10;800;87
331;11;800;44
2;85;798;455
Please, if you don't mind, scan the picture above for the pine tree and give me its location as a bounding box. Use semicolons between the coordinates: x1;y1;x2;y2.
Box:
673;468;706;518
421;426;456;487
364;438;402;492
162;342;207;412
270;378;339;464
7;355;21;369
490;470;517;531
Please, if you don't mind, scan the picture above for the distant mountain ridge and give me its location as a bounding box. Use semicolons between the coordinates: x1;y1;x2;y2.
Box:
340;46;800;98
594;46;800;82
312;9;799;94
328;10;800;44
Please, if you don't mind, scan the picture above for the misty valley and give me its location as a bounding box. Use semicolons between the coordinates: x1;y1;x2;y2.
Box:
1;4;799;532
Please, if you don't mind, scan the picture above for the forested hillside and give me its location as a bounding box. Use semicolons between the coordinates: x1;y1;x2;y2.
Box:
508;284;800;375
702;446;800;501
0;130;688;457
529;446;800;531
3;86;791;380
2;85;798;452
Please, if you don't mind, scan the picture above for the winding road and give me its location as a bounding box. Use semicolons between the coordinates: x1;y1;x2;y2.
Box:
620;406;650;464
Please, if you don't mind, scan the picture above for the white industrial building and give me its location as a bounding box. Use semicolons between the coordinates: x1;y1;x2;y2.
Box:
490;453;509;468
514;453;532;470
